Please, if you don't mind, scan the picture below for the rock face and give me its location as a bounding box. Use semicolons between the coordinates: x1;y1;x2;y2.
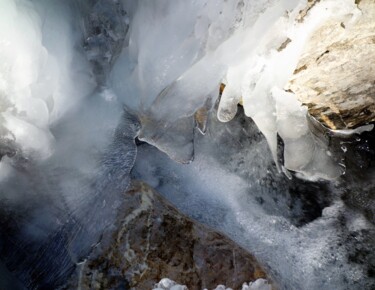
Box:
79;0;129;85
286;0;375;130
64;181;272;290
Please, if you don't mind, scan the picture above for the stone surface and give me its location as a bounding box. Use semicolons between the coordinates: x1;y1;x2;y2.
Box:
80;0;129;85
64;181;273;290
295;0;320;23
286;0;375;130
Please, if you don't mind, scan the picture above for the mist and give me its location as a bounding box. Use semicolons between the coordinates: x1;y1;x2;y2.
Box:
0;0;374;289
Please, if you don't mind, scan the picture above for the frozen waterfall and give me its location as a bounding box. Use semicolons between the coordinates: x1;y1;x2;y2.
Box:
0;0;374;290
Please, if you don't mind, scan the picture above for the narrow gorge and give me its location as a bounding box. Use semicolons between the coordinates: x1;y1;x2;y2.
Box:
0;1;374;290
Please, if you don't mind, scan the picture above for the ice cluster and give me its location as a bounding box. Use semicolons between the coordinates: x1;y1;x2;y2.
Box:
0;0;373;289
217;0;360;179
111;0;361;180
0;0;363;182
152;278;271;290
0;0;93;167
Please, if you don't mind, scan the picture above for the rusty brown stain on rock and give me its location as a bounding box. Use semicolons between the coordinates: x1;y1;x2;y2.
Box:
277;38;292;52
296;0;321;23
293;64;308;75
219;83;226;95
219;83;244;106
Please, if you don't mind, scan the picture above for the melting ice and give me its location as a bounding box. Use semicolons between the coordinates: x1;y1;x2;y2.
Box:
0;0;374;290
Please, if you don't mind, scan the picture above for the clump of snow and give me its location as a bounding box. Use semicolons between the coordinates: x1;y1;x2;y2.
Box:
153;278;187;290
152;278;271;290
243;279;272;290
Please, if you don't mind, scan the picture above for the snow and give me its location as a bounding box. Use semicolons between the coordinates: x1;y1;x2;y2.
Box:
152;278;271;290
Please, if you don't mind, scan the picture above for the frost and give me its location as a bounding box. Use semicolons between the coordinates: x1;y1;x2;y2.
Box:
153;278;187;290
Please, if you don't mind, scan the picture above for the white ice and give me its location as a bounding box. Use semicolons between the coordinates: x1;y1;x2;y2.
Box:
152;278;271;290
111;0;361;180
0;0;373;290
0;0;94;164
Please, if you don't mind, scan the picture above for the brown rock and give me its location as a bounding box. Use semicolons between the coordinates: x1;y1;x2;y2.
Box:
64;181;274;290
296;0;321;23
286;0;375;130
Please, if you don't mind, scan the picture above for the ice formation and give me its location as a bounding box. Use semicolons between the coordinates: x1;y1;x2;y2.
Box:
0;0;364;186
152;278;271;290
0;0;93;165
0;0;373;289
217;0;360;179
110;0;362;179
